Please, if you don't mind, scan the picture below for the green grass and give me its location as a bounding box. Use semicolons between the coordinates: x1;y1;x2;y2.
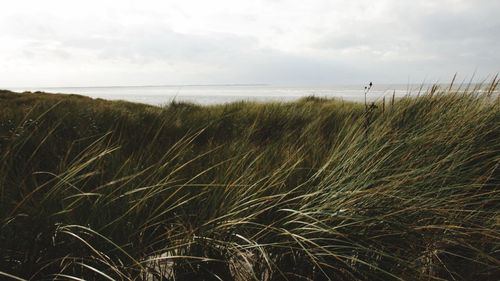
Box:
0;84;499;280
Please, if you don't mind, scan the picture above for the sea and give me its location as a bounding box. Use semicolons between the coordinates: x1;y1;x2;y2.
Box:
5;84;477;106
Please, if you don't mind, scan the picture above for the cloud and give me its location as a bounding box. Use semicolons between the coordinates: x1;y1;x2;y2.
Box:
0;0;498;86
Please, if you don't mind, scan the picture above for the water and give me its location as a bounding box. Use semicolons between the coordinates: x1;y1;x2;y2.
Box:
6;84;449;106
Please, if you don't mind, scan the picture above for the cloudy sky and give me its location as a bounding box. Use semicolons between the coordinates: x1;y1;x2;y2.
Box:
0;0;499;87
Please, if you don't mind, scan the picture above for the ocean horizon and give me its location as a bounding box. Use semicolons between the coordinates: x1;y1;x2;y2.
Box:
5;83;490;106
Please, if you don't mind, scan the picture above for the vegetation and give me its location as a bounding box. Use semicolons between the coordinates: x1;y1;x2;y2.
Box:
0;83;499;280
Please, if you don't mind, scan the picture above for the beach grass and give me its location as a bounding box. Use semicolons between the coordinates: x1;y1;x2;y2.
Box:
0;84;498;280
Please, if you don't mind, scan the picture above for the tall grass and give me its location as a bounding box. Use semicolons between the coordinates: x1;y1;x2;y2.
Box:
0;85;499;280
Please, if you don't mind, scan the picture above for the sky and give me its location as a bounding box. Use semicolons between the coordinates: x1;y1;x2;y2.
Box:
0;0;499;87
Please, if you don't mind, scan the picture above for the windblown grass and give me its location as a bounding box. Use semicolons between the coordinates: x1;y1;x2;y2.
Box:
0;84;498;280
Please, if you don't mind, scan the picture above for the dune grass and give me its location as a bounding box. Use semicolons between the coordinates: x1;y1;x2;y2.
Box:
0;84;499;280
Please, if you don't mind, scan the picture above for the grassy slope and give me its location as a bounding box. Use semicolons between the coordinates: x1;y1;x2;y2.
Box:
0;87;499;280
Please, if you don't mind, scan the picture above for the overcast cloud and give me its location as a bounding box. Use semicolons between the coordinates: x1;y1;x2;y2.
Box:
0;0;498;86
